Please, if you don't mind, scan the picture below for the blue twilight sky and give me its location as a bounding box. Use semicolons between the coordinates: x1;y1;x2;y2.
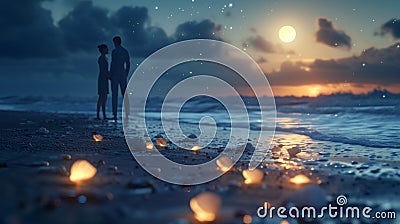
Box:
1;0;400;96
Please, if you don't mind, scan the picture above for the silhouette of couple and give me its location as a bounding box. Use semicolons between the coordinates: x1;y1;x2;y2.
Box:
97;36;130;121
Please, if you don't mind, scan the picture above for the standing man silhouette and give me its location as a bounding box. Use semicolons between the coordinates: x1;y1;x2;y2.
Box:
110;36;130;120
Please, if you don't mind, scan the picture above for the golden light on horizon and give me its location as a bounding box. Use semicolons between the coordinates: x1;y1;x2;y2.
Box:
69;160;97;182
308;86;321;97
190;192;221;222
279;25;296;43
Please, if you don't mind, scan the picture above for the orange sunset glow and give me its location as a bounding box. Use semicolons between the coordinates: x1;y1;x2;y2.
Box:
271;84;400;97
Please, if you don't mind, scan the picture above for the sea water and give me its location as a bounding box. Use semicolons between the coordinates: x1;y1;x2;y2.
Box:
1;90;399;180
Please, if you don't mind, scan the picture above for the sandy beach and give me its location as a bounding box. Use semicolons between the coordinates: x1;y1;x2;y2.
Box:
0;110;398;224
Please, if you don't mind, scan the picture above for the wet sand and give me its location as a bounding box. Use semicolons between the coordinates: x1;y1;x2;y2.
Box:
0;110;399;224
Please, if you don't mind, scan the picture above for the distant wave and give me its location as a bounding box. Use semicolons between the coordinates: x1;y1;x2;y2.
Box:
0;89;399;115
275;90;400;115
275;127;397;149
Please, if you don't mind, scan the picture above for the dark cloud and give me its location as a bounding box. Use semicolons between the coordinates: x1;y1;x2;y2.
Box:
376;18;400;39
245;35;295;54
315;18;352;49
0;0;65;58
0;0;229;96
174;19;223;41
111;6;172;57
0;0;225;59
59;4;173;57
268;43;400;86
310;59;348;70
58;1;112;52
246;35;275;53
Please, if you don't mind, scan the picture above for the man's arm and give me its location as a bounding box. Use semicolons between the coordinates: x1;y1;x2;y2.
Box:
125;50;130;76
110;49;115;77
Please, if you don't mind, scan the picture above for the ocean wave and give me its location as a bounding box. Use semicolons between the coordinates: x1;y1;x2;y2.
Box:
275;126;397;149
1;90;399;117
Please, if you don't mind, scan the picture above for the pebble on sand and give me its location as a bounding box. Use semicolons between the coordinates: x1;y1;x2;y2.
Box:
289;174;311;185
216;156;234;172
31;161;50;167
38;165;68;176
145;142;154;150
187;134;197;139
156;137;167;147
37;127;50;134
287;146;301;158
61;154;72;160
242;169;264;184
126;179;155;195
69;160;97;182
93;134;103;142
190;192;221;222
191;145;202;151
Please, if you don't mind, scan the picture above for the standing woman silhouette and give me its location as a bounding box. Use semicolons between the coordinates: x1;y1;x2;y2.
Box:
97;44;110;120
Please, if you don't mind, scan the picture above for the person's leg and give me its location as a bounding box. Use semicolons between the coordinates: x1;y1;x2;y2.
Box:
102;95;107;120
96;95;101;119
120;78;130;119
111;79;118;120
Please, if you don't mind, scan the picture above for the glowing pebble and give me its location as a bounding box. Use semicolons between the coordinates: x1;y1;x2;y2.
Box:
93;134;103;142
69;160;97;182
290;174;311;185
156;137;167;147
243;214;252;224
242;168;264;184
145;142;153;150
216;156;234;172
191;145;202;151
190;192;221;222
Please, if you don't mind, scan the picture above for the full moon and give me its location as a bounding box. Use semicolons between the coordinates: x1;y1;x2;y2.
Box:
279;25;296;43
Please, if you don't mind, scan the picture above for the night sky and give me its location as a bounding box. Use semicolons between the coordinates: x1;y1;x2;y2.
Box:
1;0;400;97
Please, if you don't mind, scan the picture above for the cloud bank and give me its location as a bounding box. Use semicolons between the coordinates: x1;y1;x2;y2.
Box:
268;43;400;86
0;0;224;59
